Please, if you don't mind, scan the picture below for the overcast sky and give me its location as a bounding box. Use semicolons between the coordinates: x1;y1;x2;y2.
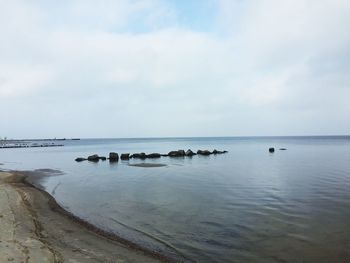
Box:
1;0;349;139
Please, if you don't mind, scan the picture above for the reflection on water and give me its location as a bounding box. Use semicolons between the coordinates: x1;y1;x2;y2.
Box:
1;137;350;262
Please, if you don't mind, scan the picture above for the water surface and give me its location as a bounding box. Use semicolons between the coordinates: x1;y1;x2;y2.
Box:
1;137;350;262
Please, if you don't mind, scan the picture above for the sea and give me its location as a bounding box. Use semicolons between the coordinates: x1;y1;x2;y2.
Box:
1;136;350;262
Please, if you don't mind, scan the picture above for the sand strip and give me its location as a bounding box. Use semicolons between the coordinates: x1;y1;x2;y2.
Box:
0;171;175;263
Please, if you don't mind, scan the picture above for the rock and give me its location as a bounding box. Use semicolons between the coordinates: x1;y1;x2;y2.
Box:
279;148;287;151
99;156;107;161
131;152;147;159
168;151;177;157
185;149;196;156
168;150;185;157
269;147;275;153
161;154;169;157
212;149;228;154
75;157;86;162
197;150;211;155
87;154;100;162
178;150;185;156
120;153;130;160
109;152;119;161
146;153;161;158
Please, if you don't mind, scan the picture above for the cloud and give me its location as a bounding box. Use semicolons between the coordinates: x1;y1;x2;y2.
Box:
0;64;54;98
0;0;349;138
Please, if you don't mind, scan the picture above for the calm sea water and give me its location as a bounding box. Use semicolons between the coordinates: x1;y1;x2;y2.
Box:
1;137;350;262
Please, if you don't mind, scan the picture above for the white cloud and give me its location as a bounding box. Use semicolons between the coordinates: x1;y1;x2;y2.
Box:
0;64;54;98
0;0;349;137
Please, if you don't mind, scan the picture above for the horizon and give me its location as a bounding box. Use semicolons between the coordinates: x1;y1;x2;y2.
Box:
1;0;350;138
2;134;350;141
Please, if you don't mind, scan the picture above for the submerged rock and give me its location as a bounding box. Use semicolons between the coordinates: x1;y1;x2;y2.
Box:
269;147;275;153
279;148;287;151
75;157;87;162
99;156;107;161
197;150;211;156
146;153;161;158
128;163;167;168
87;154;100;162
120;153;130;160
185;149;196;156
109;152;119;162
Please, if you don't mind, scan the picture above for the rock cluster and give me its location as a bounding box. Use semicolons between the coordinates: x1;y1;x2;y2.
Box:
75;149;228;162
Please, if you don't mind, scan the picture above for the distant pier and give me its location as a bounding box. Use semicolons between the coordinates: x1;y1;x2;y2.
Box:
0;138;81;149
0;143;64;149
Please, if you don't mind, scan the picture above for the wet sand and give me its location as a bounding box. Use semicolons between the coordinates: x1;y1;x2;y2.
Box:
0;171;173;263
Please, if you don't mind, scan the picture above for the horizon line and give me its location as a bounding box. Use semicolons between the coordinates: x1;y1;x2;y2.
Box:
3;135;350;141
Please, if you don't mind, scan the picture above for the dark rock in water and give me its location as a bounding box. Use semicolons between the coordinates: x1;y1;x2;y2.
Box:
161;154;169;157
185;149;196;156
197;150;211;156
168;151;177;157
99;156;107;161
120;153;130;160
87;154;100;162
131;152;147;159
213;150;227;154
146;153;161;158
75;157;86;162
212;149;228;154
269;147;275;153
178;150;185;156
168;150;185;157
109;152;119;161
279;148;287;151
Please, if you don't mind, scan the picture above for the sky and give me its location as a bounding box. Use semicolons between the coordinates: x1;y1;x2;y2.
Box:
0;0;350;139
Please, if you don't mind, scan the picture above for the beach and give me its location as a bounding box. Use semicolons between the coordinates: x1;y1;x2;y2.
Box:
1;137;350;262
0;171;169;263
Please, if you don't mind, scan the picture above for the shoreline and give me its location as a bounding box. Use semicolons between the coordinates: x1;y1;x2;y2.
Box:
0;170;180;263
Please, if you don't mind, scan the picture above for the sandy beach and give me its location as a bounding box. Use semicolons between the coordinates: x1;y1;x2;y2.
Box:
0;171;171;263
